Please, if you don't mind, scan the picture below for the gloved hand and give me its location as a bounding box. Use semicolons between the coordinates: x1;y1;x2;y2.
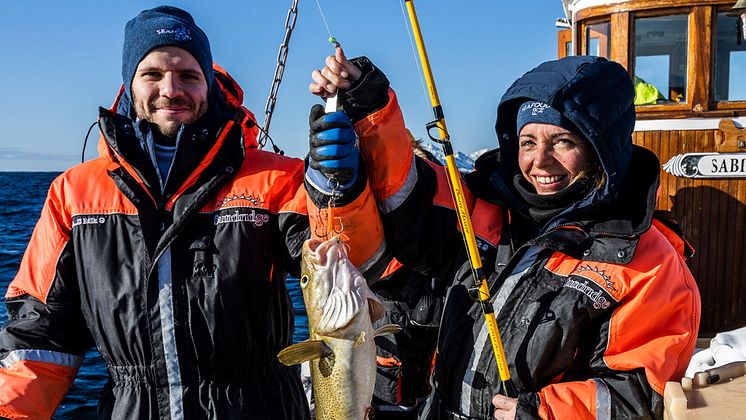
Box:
305;104;360;195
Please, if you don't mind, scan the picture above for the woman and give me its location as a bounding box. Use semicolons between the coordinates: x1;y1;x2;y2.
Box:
306;53;700;419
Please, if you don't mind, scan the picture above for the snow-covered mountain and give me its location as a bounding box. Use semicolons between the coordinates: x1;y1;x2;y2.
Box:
469;148;489;162
418;141;485;172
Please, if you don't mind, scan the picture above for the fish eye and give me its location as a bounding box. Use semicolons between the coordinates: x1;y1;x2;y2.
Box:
300;275;309;287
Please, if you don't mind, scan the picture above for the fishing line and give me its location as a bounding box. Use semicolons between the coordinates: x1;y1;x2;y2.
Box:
313;0;341;111
314;0;337;45
399;0;431;113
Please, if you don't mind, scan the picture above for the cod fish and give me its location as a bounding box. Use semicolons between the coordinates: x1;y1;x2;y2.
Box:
278;237;400;420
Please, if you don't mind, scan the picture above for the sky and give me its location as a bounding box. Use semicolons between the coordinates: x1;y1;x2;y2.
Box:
0;1;567;172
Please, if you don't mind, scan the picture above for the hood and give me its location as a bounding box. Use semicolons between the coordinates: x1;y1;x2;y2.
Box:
493;56;636;210
97;63;259;160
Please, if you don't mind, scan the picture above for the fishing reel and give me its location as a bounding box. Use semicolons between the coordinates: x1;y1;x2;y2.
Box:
425;106;451;146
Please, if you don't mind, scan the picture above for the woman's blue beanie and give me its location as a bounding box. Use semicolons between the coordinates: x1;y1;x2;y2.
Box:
516;100;582;138
122;5;213;96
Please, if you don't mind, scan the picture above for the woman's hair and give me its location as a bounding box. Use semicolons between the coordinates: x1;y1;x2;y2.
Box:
573;160;606;191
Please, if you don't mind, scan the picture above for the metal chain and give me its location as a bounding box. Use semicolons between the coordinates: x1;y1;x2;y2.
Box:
258;0;299;149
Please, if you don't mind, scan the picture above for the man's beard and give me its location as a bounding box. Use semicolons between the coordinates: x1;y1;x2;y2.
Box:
135;98;206;143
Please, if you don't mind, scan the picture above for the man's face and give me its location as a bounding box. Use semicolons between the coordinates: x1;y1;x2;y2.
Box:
131;46;208;139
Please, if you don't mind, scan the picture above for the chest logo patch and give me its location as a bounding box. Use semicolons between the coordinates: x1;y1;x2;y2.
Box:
575;264;618;292
563;277;613;310
72;216;106;227
214;209;269;227
217;193;264;210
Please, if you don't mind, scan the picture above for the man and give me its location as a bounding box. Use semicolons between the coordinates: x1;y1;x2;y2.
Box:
0;6;385;419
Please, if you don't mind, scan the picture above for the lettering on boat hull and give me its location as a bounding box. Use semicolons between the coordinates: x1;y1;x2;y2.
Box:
664;153;746;178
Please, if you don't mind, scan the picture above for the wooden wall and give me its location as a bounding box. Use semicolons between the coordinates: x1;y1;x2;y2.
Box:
633;129;746;335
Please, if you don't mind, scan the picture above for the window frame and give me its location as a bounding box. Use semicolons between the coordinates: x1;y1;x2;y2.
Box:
581;18;612;58
711;4;746;110
630;7;694;113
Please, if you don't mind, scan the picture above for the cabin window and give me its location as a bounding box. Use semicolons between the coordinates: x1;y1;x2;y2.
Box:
633;14;689;105
714;12;746;102
585;21;610;58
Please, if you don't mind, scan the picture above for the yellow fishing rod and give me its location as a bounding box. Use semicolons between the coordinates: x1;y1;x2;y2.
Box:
403;0;516;397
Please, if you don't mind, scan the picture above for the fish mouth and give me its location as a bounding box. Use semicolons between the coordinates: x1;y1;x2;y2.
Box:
305;237;366;334
306;237;345;267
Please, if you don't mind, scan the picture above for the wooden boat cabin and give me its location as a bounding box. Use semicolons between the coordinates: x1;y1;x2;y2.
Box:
558;0;746;335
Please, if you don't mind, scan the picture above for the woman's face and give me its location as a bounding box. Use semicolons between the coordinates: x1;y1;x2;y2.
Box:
518;123;595;195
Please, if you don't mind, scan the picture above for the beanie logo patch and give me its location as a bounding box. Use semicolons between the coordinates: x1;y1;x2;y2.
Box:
520;101;551;116
155;25;192;41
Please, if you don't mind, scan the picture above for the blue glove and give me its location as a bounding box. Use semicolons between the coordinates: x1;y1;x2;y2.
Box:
306;104;360;195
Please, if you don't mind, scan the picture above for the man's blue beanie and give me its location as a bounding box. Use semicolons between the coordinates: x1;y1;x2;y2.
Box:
122;5;213;96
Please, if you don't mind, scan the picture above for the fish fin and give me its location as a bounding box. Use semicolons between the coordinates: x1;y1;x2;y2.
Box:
374;324;402;337
368;296;385;323
277;340;332;366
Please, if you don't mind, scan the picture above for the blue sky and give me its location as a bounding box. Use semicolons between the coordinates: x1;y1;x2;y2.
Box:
0;1;566;171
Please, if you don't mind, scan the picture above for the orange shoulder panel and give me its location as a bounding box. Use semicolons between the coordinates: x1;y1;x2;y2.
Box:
354;89;414;204
651;218;693;260
537;380;597;420
603;228;700;395
541;228;700;396
7;163;137;302
543;239;632;304
0;360;78;419
63;159;140;216
7;177;68;302
202;149;307;216
543;253;581;278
